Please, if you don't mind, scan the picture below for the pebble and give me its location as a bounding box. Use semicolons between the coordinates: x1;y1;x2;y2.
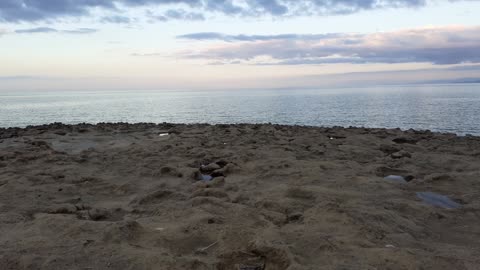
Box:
88;208;109;221
391;150;412;159
201;163;221;172
384;175;407;184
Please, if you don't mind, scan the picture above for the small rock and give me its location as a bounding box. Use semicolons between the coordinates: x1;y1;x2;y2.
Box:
54;131;67;136
211;170;225;178
47;204;77;214
216;160;229;167
384;175;407;183
287;213;304;223
83;239;94;246
384;175;414;183
391;150;412;159
88;208;109;221
159;166;183;178
210;176;225;187
392;137;418;144
379;144;401;155
201;163;221;172
212;163;237;177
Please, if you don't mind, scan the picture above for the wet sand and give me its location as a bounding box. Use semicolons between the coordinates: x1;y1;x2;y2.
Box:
0;123;479;269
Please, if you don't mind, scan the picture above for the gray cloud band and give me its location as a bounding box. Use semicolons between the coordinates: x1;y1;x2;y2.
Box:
0;0;476;22
15;27;97;34
175;26;480;65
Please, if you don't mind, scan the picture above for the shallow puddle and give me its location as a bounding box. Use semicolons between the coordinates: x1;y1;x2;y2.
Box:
416;192;461;209
201;174;213;181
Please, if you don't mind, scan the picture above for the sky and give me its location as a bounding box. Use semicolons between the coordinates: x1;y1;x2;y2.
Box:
1;0;480;91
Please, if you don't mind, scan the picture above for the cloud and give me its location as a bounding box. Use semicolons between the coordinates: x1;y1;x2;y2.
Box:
146;9;205;22
131;52;163;56
0;1;115;22
62;28;98;34
176;26;480;65
0;0;478;22
101;15;132;24
177;32;342;42
15;27;98;34
15;27;57;34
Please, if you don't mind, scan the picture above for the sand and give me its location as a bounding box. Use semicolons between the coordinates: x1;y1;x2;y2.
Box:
0;123;479;270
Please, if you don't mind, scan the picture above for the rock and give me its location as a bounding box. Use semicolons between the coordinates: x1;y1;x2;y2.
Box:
216;160;229;167
88;208;109;221
30;140;51;148
379;144;400;155
375;166;410;177
212;163;237;177
201;163;221;172
392;137;418;144
384;175;407;184
47;204;77;214
391;150;412;159
210;176;225;187
287;213;304;223
423;173;454;183
211;170;225;178
160;166;183;178
54;131;67;136
384;175;414;183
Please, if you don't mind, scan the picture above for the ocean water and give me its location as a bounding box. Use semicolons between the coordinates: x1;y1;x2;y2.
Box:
1;84;479;135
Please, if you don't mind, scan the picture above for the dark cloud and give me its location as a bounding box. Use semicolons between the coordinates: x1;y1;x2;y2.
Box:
0;0;115;22
0;0;477;23
176;26;480;65
15;27;98;34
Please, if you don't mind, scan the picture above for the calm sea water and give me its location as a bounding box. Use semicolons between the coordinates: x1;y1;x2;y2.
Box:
1;84;479;135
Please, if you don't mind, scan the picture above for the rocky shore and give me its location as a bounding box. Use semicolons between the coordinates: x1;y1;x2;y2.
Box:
1;123;479;269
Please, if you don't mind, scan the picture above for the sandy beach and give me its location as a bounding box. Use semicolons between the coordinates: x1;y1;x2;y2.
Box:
0;123;479;270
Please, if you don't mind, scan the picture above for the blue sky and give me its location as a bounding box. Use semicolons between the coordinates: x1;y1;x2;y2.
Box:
1;0;480;90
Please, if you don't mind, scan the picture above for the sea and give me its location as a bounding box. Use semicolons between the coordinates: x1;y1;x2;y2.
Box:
1;83;479;136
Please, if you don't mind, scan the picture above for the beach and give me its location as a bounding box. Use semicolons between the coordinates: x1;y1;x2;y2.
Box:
0;123;479;269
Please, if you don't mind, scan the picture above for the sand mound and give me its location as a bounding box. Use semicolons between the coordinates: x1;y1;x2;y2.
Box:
1;123;479;269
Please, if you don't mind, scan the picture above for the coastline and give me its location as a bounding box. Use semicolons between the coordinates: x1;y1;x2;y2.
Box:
1;123;479;269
